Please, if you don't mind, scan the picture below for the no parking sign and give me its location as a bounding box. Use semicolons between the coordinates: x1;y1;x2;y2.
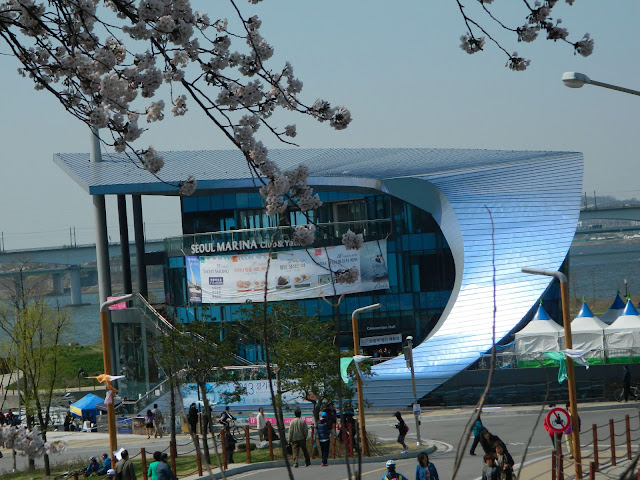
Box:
546;407;571;434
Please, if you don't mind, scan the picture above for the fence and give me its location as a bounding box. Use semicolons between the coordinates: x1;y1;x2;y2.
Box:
540;410;640;480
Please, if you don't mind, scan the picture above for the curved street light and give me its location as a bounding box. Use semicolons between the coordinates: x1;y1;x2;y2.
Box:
562;72;640;96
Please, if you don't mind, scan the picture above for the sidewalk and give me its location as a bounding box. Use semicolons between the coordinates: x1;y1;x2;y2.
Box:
517;454;638;479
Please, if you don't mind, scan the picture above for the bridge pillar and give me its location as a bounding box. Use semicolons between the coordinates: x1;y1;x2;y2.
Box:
70;266;83;305
52;273;65;296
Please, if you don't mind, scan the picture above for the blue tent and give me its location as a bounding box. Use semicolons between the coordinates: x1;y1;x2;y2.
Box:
69;393;103;422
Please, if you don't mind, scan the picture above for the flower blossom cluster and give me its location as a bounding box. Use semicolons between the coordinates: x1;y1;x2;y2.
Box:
0;425;66;457
293;224;316;247
0;0;350;204
336;267;359;285
342;230;364;250
457;0;594;71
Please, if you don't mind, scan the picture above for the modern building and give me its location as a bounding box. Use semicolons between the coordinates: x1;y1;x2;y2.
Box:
55;147;583;407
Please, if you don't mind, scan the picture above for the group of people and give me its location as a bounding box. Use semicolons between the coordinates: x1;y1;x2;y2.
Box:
0;410;19;427
82;449;140;480
468;416;515;480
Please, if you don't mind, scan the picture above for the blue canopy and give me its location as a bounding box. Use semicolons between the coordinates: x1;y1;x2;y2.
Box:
69;393;103;421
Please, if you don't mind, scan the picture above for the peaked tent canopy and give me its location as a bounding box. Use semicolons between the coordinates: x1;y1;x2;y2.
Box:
515;305;564;361
606;301;640;360
571;302;607;360
69;393;103;421
601;294;627;325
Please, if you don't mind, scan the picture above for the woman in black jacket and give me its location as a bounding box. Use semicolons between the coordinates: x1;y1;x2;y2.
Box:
479;429;507;455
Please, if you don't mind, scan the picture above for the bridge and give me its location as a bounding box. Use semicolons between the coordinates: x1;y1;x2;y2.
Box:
580;205;640;222
0;240;165;305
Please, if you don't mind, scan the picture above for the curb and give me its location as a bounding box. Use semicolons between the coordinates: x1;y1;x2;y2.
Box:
188;444;438;479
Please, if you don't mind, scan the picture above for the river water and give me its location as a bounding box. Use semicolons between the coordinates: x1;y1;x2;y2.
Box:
37;240;640;345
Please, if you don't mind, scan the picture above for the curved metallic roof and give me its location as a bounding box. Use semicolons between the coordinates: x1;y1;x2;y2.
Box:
54;148;579;195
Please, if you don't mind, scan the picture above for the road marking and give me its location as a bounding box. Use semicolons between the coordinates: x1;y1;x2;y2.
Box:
341;458;414;480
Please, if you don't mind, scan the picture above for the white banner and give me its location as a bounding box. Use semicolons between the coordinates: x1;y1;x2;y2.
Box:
186;240;388;304
181;381;312;408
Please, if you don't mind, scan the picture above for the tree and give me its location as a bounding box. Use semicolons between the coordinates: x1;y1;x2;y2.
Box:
239;302;358;421
162;318;244;476
0;0;350;210
455;0;594;71
0;289;69;474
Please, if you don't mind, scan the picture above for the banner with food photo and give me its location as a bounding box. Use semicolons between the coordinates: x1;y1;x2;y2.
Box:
186;240;389;304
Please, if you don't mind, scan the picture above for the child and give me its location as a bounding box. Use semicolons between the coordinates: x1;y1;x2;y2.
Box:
482;453;499;480
493;443;514;480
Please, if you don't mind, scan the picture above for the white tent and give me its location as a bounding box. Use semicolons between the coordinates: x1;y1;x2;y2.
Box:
516;305;564;362
570;302;607;360
605;301;640;359
601;294;626;325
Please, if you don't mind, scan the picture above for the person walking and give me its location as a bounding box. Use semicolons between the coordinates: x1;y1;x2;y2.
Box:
493;443;514;480
481;453;499;480
187;403;198;435
151;404;163;438
415;452;438;480
393;411;409;453
145;410;154;439
114;449;136;480
256;407;266;441
479;429;507;455
383;459;408;480
316;412;331;466
470;414;484;456
623;366;636;402
147;451;162;480
288;409;310;468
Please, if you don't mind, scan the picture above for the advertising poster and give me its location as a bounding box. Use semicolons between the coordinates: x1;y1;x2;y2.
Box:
186;240;388;304
181;381;312;409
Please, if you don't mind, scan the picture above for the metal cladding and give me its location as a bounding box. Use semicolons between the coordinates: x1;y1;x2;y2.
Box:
54;147;584;407
366;152;583;407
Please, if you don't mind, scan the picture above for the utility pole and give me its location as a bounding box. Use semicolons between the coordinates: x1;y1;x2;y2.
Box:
403;336;422;446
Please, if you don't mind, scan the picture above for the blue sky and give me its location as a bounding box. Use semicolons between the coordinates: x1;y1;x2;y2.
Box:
0;1;638;249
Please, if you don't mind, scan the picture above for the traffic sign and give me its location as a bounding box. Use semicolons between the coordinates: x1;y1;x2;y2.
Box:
546;407;571;434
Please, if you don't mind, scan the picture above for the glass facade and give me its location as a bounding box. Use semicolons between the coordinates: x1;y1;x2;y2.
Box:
165;190;455;362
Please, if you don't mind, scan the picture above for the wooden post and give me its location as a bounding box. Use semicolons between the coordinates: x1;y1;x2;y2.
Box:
332;427;337;459
609;419;616;466
552;451;557;480
589;462;596;480
310;426;316;459
195;435;203;476
267;423;274;461
141;448;148;480
559;451;564;480
220;431;228;470
245;425;252;464
592;424;599;471
626;415;632;460
73;472;79;480
348;423;354;458
170;440;177;475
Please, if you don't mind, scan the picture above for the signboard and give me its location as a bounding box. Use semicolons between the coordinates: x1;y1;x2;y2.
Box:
116;417;132;434
360;333;402;347
545;407;571;434
186;240;389;304
181;380;313;408
107;297;127;310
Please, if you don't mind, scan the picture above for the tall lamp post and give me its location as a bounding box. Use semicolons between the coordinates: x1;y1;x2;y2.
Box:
100;294;135;463
522;268;582;479
562;72;640;97
351;303;381;456
404;336;422;446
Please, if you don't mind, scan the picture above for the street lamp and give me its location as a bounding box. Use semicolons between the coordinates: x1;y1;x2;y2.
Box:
351;303;381;456
562;72;640;96
100;293;135;464
403;336;422;446
521;268;582;479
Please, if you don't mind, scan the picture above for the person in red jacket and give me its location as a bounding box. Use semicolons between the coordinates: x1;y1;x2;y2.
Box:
543;405;563;451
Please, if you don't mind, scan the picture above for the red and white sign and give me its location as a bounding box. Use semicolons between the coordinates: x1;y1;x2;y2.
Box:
107;297;127;310
546;407;571;434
